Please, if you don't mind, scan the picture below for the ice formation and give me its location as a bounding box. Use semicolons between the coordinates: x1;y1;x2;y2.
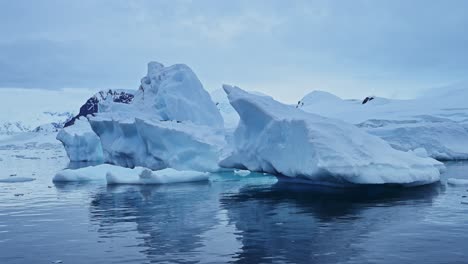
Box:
53;164;124;182
135;62;223;128
89;114;224;171
107;168;209;185
220;85;443;186
58;62;225;170
234;169;251;177
53;164;208;185
56;117;104;162
298;87;468;160
447;178;468;186
0;177;36;183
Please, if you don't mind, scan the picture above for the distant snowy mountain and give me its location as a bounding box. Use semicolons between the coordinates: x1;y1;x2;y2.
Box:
298;87;468;160
0;88;97;135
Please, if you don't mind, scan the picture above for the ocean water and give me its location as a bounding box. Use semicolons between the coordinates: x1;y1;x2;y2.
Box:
0;145;468;264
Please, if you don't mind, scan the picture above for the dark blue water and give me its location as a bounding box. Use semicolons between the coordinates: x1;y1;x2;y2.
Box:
1;147;468;264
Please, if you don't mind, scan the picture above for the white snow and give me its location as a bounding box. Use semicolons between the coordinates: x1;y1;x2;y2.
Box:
0;177;36;183
298;87;468;160
447;178;468;186
220;85;442;186
107;167;209;185
56;117;104;162
53;164;208;185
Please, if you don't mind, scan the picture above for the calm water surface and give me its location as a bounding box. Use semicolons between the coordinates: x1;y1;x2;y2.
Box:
0;145;467;264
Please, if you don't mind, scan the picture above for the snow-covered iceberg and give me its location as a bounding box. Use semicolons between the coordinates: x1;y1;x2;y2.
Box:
56;117;104;162
220;85;443;186
53;164;208;185
298;88;468;160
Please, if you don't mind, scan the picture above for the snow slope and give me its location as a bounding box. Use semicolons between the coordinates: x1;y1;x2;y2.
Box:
220;85;442;186
299;88;468;160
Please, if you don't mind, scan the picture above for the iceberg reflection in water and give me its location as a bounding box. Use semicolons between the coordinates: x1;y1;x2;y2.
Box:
1;164;468;263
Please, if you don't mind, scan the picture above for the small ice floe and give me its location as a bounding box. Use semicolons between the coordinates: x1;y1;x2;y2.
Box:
51;260;63;264
234;169;251;177
53;164;131;182
447;178;468;186
107;168;209;185
54;164;209;185
0;177;36;183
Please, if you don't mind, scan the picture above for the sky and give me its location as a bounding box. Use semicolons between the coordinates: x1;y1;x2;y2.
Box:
1;0;467;103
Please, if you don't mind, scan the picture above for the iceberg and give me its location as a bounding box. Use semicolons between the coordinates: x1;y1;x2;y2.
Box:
220;85;442;186
56;117;104;162
58;62;225;170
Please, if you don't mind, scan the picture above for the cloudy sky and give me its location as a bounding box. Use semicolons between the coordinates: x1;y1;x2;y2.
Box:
1;0;467;102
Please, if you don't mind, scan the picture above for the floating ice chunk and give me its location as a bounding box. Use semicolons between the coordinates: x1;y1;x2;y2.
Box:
106;168;209;185
56;117;104;162
53;164;208;185
53;164;139;182
447;178;468;186
0;177;36;183
220;85;442;186
234;169;251;177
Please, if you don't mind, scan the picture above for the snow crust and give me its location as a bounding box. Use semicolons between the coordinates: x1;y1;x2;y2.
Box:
220;85;442;186
299;88;468;160
56;118;104;162
53;164;208;185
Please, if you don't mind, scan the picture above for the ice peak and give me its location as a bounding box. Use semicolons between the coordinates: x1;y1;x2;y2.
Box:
147;61;165;79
